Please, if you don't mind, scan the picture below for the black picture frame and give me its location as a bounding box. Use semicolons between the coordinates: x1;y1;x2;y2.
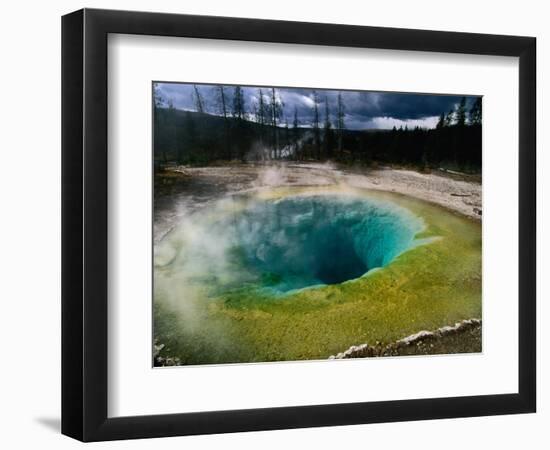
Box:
62;8;536;442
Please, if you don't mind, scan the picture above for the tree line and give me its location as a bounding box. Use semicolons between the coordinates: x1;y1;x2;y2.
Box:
154;85;481;171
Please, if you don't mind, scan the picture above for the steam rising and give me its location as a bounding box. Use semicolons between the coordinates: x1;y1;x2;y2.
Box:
154;188;425;341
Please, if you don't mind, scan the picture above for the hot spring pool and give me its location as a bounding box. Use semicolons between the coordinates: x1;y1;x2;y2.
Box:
156;193;425;295
227;195;424;292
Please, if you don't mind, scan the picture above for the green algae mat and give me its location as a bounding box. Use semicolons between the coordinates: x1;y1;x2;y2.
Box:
153;186;481;366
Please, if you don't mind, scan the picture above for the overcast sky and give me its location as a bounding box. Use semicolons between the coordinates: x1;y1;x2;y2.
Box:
154;82;478;130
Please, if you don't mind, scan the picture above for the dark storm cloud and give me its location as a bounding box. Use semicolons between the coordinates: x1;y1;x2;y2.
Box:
154;82;478;130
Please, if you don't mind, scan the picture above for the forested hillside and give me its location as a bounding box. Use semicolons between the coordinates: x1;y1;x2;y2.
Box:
153;85;481;172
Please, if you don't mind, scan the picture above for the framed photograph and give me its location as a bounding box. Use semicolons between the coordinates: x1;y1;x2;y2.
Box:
61;8;536;441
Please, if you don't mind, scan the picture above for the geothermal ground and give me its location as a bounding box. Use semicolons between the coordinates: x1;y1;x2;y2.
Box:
154;163;481;242
153;163;482;366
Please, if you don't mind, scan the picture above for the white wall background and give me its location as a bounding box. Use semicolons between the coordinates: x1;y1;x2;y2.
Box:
0;1;546;448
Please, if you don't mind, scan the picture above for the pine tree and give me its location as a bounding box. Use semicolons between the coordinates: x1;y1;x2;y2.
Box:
336;92;346;157
153;83;165;108
256;89;266;126
293;106;300;160
270;88;283;158
284;117;290;157
255;89;267;159
153;84;167;163
444;109;454;127
456;97;467;126
436;112;445;129
232;86;245;120
469;97;482;125
216;85;231;159
217;86;227;118
193;85;205;113
323;96;333;158
312;90;321;160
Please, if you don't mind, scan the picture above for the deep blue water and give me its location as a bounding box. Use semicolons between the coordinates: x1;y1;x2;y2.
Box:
228;195;423;292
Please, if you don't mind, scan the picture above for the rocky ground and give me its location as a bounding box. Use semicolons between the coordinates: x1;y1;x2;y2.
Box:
330;319;482;359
